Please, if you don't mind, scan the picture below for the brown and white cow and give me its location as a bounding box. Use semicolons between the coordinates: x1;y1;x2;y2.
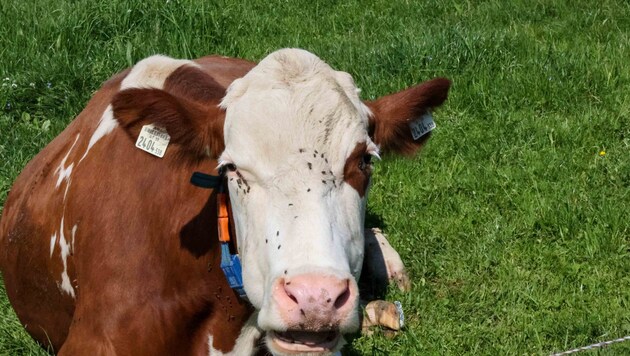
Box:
0;49;449;355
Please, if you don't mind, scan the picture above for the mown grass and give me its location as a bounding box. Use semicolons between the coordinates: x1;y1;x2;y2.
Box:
1;0;629;354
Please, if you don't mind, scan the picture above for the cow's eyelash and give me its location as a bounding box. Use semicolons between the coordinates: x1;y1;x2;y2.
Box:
366;141;380;161
368;150;381;161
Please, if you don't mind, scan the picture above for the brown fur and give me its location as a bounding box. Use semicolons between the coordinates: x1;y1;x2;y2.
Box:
343;142;371;197
367;77;451;155
112;64;228;161
0;56;254;355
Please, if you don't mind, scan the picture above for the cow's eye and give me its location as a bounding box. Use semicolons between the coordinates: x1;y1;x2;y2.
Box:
363;154;372;165
222;163;237;174
359;153;372;171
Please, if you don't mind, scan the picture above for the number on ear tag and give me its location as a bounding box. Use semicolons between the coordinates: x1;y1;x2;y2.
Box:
136;124;170;158
409;112;436;140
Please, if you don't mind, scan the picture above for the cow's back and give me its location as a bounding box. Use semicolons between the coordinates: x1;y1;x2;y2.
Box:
0;70;130;349
0;56;255;354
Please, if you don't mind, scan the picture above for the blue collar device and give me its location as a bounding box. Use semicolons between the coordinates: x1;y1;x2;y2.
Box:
191;172;246;299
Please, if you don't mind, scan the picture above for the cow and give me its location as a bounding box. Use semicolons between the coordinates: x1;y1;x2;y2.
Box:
0;48;450;355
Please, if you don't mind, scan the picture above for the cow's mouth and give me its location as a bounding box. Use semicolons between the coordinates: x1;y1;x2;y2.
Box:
268;330;341;353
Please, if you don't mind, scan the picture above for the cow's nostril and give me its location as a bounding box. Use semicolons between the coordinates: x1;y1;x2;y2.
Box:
333;280;350;309
278;274;356;321
283;282;299;305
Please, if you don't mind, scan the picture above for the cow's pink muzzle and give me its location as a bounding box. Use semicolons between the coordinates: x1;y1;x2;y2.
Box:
272;273;358;330
266;273;359;354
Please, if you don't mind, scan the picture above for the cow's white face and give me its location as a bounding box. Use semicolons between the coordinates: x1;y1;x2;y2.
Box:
219;49;377;354
111;48;449;356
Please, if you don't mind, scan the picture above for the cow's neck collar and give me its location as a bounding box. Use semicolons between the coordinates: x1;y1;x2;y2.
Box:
190;172;247;299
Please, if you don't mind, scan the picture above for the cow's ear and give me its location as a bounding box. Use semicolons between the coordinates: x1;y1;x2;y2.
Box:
112;88;225;160
366;78;450;155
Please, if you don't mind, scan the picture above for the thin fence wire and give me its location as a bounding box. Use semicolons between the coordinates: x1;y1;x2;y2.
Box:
550;335;630;355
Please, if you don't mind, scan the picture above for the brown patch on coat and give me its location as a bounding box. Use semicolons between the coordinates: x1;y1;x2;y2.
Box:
343;142;370;197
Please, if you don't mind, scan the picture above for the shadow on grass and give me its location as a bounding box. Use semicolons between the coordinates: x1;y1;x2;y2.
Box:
365;208;385;230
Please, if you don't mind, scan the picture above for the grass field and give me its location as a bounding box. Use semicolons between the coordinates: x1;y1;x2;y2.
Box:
1;0;630;354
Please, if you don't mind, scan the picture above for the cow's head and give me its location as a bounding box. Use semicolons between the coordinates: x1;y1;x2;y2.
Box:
112;49;449;355
219;49;449;354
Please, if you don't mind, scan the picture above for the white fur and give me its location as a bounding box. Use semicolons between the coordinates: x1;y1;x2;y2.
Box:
55;134;80;189
50;219;77;298
52;135;80;298
80;106;117;163
120;55;198;90
220;49;373;354
58;217;75;298
71;224;77;253
50;134;81;298
207;336;226;356
50;233;57;257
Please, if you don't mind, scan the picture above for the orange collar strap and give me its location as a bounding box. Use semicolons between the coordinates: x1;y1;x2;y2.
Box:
190;171;245;298
217;186;245;298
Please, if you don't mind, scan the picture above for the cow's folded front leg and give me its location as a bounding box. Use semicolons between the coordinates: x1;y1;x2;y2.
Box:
361;227;411;298
359;228;410;335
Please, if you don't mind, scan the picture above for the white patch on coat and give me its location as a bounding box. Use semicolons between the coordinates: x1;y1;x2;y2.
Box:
79;105;117;163
55;134;80;189
207;335;226;356
50;219;78;298
120;54;198;90
50;232;57;257
71;224;77;253
57;217;75;298
59;271;74;298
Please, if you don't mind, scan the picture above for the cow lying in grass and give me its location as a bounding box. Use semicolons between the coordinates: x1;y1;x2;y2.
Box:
0;49;449;355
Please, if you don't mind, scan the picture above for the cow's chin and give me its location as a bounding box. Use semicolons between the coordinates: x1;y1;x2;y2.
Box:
266;330;344;356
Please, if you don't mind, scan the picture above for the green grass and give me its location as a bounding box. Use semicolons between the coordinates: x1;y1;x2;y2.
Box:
2;0;630;354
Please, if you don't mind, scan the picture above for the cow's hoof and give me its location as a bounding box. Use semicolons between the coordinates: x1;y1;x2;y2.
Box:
390;268;411;292
361;300;404;333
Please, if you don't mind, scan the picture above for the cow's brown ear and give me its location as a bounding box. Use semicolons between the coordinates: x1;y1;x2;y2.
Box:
366;78;450;155
112;88;225;160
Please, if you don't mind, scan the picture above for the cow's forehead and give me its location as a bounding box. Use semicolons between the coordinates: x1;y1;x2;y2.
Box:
220;49;373;176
